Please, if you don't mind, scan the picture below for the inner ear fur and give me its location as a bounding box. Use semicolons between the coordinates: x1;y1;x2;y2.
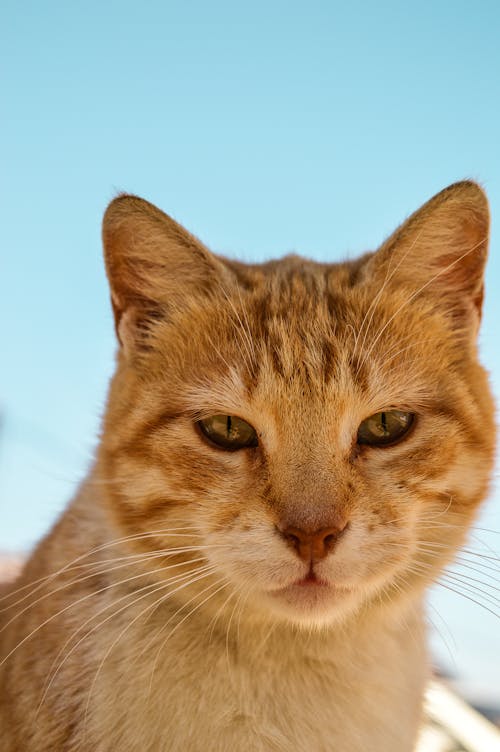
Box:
102;194;234;354
363;180;489;337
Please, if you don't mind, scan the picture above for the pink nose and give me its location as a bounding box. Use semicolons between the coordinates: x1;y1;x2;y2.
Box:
279;523;349;562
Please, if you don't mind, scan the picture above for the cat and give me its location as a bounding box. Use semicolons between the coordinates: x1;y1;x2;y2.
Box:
0;181;495;752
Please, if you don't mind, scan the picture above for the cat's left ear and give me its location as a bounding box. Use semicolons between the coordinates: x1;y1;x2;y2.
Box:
102;194;234;358
363;181;489;340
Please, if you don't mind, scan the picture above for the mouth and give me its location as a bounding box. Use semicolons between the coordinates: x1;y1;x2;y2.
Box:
294;571;329;587
268;571;352;604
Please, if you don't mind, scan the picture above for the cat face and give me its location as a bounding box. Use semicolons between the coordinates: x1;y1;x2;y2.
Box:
98;182;495;628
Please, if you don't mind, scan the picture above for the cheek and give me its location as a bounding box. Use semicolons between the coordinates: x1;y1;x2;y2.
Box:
103;456;186;535
204;500;273;546
317;511;418;582
357;470;422;554
197;459;270;533
202;494;419;590
338;468;410;537
418;445;491;502
207;501;246;532
110;457;188;506
203;512;304;586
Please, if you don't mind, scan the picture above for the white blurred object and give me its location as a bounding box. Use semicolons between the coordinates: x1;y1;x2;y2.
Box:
0;553;24;584
417;680;500;751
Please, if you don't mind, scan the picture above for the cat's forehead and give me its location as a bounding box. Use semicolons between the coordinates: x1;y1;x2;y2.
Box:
219;259;405;385
146;249;464;434
228;253;360;313
215;260;362;389
231;256;359;335
175;259;433;422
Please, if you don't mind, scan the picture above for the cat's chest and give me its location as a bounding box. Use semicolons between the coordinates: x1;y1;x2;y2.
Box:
90;620;426;752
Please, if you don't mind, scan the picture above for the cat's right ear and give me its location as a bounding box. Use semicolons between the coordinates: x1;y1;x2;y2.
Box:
360;181;489;343
102;195;232;357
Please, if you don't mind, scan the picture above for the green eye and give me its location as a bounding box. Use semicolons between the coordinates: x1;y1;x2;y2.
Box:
357;410;414;447
197;415;258;451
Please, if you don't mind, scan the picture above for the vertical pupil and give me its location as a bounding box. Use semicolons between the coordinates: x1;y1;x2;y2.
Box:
226;415;232;437
381;412;388;434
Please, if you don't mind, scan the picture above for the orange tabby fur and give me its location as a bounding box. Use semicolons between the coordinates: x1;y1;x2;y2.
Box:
0;181;495;751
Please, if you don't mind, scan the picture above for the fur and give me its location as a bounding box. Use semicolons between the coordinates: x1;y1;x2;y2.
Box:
0;181;495;751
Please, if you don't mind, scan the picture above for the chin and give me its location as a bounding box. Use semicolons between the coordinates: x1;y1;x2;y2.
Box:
258;580;363;628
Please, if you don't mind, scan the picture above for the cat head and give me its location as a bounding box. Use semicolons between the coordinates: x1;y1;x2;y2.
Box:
98;182;495;627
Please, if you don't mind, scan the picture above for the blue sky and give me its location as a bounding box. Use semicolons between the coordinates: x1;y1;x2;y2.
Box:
1;0;499;703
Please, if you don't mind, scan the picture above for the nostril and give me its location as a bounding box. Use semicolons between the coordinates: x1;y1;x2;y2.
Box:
322;522;349;551
277;521;350;561
282;531;303;552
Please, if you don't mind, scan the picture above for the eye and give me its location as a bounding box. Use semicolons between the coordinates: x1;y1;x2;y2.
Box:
197;415;258;451
357;410;414;447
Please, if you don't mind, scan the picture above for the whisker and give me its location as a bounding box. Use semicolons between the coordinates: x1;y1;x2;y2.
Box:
0;544;225;626
352;231;422;371
218;285;255;369
406;562;499;618
437;579;500;617
412;547;500;583
143;575;228;664
455;554;500;577
224;587;244;678
472;526;500;535
426;601;458;668
469;533;500;560
147;577;230;695
440;572;500;606
462;548;500;565
374;338;437;370
82;567;221;732
359;234;488;370
235;587;252;648
0;556;217;667
38;562;216;714
0;526;202;605
206;583;239;644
